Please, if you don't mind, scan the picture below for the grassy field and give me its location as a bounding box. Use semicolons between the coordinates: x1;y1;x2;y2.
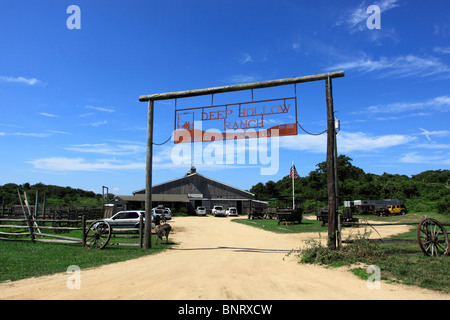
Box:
232;215;325;233
0;239;170;282
0;219;173;283
233;212;450;294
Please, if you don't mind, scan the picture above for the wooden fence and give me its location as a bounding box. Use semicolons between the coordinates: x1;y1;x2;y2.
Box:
0;215;145;248
1;206;103;221
0;216;85;245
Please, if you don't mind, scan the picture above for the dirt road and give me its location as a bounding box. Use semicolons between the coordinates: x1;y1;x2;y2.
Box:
0;216;448;300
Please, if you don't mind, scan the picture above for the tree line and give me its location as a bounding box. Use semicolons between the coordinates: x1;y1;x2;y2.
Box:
0;182;106;208
250;155;450;215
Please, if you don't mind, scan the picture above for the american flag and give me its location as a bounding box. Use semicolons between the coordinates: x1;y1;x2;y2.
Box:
289;164;299;179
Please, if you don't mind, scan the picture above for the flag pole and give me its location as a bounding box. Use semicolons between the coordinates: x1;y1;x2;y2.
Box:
292;160;295;210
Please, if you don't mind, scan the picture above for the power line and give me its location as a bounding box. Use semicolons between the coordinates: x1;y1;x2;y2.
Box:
152;132;173;145
297;123;327;136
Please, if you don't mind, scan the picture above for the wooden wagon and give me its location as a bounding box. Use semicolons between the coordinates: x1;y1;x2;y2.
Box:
316;207;358;226
276;208;303;225
248;207;266;220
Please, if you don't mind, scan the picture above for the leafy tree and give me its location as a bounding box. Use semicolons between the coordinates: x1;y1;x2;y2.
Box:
249;155;450;213
0;183;104;208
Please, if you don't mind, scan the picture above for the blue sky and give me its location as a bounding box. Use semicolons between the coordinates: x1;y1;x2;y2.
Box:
0;0;449;196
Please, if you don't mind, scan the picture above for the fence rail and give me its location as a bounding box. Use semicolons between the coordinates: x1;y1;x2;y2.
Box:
1;206;104;221
0;216;146;248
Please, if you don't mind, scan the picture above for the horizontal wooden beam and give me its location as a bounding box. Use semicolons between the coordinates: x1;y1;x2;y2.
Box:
139;70;344;102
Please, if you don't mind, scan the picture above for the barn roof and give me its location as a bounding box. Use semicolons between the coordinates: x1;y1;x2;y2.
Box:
115;194;190;203
132;171;254;197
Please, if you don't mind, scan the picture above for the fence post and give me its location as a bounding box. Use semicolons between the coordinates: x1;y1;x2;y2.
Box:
42;194;46;219
82;214;86;247
27;214;35;243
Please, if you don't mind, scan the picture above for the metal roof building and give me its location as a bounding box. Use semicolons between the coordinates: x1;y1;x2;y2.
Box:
108;167;267;216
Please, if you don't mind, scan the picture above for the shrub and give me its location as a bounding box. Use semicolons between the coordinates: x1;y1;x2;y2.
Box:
298;230;385;266
299;239;344;265
436;194;450;215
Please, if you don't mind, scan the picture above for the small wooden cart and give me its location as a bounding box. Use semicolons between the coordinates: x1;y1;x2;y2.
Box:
276;208;303;225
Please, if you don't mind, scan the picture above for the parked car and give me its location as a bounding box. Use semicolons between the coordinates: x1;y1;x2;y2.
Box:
152;205;172;220
226;207;238;216
386;204;407;215
196;206;207;216
103;210;155;229
212;205;226;217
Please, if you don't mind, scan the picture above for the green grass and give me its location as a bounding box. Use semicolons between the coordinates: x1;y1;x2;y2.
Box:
232;214;325;233
234;212;450;294
0;221;173;283
0;239;171;282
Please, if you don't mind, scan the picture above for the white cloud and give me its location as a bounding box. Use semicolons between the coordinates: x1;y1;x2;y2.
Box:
46;130;72;135
327;55;450;79
345;0;399;32
279;131;415;153
226;74;260;84
39;112;58;118
399;152;450;165
339;132;415;152
14;132;52;138
86;120;107;127
9;130;72;138
413;143;450;150
0;75;42;85
366;96;450;114
28;157;145;171
65;143;146;155
434;47;450;54
85;105;115;113
78;112;94;118
419;128;450;142
238;53;254;64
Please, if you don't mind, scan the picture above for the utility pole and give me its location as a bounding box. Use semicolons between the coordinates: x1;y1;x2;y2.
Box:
144;100;154;249
326;76;337;250
335;117;341;249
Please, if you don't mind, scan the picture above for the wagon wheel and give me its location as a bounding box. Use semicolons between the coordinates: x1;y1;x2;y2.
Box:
85;220;111;249
417;218;449;257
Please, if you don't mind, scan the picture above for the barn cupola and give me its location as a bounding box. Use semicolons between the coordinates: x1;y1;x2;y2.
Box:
187;165;196;175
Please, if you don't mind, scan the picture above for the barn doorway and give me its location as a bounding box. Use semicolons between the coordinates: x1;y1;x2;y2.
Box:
237;201;243;215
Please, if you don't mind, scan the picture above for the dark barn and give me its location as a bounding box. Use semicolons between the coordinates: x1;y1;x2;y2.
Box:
108;167;267;216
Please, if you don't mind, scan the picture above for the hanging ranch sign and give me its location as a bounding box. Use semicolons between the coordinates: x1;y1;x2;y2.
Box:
174;97;298;143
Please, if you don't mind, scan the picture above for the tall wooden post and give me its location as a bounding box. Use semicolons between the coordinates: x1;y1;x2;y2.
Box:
34;190;39;219
144;100;154;249
335;120;341;249
326;76;337;250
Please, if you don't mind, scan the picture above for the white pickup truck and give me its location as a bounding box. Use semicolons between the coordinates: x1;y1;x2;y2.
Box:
212;206;226;217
